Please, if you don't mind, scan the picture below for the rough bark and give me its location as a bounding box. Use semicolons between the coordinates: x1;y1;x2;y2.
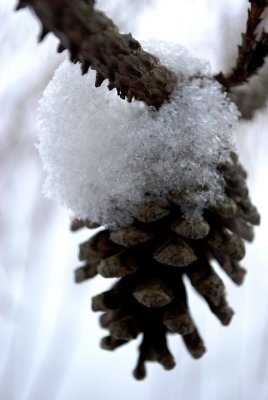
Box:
16;0;177;109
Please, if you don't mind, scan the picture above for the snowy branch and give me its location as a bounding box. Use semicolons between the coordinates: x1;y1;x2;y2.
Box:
16;0;177;108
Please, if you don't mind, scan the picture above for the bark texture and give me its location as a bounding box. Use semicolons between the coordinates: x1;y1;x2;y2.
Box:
217;0;268;89
16;0;177;108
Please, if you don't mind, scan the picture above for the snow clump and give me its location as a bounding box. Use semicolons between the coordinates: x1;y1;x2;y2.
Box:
36;41;239;227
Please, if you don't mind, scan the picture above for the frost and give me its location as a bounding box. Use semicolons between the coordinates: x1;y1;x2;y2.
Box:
36;41;239;227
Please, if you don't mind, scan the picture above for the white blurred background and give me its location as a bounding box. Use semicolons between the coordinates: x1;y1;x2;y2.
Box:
1;0;268;399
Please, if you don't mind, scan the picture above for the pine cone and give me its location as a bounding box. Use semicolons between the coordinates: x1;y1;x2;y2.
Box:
71;151;260;379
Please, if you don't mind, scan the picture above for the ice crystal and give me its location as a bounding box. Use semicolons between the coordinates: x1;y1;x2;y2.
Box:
36;41;239;227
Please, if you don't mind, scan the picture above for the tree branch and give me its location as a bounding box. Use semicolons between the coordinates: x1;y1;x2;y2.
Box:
16;0;177;109
217;0;268;89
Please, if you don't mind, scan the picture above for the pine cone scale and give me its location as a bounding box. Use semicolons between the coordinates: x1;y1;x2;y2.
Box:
153;238;198;267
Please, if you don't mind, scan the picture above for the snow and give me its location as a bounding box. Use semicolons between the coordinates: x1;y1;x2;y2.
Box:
36;41;239;227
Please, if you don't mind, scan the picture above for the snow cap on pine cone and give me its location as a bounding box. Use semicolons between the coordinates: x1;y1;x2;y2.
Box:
36;41;239;227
